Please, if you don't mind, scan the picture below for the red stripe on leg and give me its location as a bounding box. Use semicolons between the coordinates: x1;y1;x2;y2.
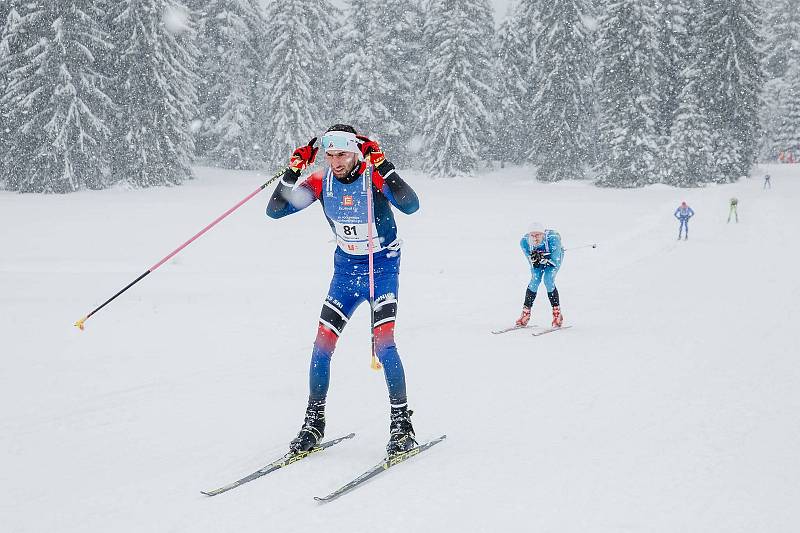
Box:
315;323;339;353
373;322;396;351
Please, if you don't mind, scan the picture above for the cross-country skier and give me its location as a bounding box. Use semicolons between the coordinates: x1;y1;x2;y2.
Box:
674;201;694;240
764;174;772;189
515;223;564;328
266;124;420;456
728;197;738;223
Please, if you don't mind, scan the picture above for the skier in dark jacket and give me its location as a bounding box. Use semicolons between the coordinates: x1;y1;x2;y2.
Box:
266;124;420;456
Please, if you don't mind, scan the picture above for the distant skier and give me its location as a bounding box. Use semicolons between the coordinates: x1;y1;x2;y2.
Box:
266;124;420;456
764;174;771;189
674;201;694;240
515;223;564;328
727;197;738;223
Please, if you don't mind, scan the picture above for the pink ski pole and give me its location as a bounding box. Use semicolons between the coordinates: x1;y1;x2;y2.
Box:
365;162;382;370
74;166;287;330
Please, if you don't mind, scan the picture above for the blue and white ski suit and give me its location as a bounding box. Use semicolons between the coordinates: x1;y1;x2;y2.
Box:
674;205;694;238
521;231;563;293
520;230;563;309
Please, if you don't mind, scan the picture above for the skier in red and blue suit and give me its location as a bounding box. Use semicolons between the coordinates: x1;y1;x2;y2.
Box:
266;124;419;456
674;201;694;240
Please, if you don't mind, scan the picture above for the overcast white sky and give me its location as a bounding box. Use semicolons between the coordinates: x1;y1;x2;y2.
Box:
492;0;514;20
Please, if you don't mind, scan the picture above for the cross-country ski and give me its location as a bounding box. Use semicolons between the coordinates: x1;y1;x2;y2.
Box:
201;433;355;497
314;435;447;503
491;324;538;334
531;325;573;336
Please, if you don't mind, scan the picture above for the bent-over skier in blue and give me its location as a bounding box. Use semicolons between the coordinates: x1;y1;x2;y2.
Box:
674;201;694;240
266;125;420;456
515;223;565;328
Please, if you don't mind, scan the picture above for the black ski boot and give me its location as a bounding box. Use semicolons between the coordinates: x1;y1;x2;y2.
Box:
289;399;325;454
386;405;417;456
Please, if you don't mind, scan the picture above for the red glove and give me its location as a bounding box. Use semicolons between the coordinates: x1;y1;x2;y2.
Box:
289;137;318;172
356;135;386;167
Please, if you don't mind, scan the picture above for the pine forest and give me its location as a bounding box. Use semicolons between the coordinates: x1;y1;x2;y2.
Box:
0;0;791;192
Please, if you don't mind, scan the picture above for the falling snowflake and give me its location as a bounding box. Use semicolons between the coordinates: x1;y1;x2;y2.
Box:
163;5;189;35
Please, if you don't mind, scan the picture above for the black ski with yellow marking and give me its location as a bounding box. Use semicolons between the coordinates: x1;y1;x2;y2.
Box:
314;435;447;503
201;433;355;496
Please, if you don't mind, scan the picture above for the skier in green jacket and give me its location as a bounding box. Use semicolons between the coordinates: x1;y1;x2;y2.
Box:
727;198;738;223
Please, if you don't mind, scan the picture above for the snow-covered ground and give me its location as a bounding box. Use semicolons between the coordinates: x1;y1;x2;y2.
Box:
1;164;798;532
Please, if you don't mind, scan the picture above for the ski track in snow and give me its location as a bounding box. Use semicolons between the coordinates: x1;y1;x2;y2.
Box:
1;165;798;532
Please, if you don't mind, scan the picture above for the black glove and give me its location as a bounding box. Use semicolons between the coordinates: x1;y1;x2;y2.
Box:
530;250;553;268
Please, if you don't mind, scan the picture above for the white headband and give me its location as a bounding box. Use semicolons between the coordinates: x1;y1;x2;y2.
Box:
321;131;362;159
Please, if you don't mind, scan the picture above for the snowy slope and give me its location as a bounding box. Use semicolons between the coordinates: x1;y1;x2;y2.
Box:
1;165;798;532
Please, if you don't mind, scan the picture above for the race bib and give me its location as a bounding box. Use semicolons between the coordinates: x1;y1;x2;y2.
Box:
333;221;382;255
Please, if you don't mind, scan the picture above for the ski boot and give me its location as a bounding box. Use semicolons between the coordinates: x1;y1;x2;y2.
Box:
289;399;325;453
551;306;563;328
515;307;531;327
386;405;417;456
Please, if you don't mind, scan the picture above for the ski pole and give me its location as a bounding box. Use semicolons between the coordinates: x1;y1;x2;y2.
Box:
365;160;382;371
563;243;598;252
74;166;288;330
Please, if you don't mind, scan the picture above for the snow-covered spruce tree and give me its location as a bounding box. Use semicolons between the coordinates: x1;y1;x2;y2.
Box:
759;78;783;160
513;0;543;163
762;0;800;80
108;0;199;187
0;3;9;28
415;0;496;178
665;78;714;186
0;5;23;189
0;2;10;56
195;0;264;169
1;2;114;193
710;133;739;182
258;0;337;167
491;9;529;167
336;0;399;145
654;0;690;143
373;0;424;163
693;0;763;181
594;0;660;187
182;0;207;11
515;0;542;51
771;63;800;161
759;0;800;160
529;0;594;182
